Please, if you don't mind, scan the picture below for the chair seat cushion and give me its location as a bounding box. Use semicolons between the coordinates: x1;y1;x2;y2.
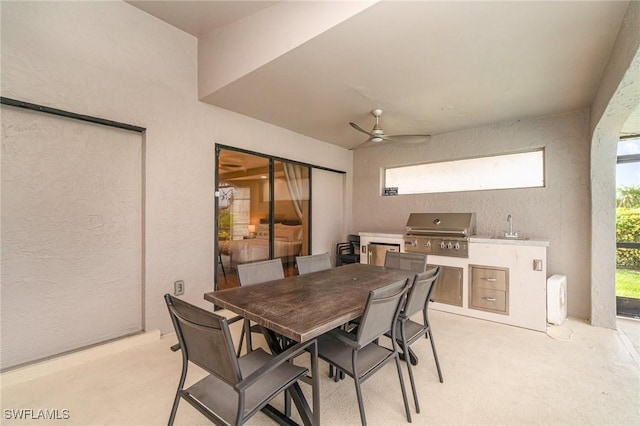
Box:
316;332;393;378
186;348;307;424
387;319;427;345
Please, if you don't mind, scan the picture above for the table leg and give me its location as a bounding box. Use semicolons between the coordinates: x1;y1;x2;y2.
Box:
399;347;419;366
260;327;319;426
310;341;320;426
262;404;300;426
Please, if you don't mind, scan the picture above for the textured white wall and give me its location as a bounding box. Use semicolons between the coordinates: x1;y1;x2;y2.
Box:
589;1;640;328
353;110;592;319
1;108;142;369
0;1;352;342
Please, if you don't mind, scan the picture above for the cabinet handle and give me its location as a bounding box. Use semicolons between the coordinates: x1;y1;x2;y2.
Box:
481;296;497;302
481;277;497;282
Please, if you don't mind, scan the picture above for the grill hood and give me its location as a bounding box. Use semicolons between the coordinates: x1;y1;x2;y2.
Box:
405;213;476;237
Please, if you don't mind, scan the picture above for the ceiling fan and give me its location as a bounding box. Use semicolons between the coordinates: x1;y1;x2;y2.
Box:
349;109;430;149
219;162;245;172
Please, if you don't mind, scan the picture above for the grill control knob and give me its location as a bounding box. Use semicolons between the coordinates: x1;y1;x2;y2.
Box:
447;242;453;250
454;242;461;250
424;240;431;249
439;241;446;249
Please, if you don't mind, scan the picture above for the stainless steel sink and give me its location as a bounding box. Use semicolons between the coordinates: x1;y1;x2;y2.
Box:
490;235;530;241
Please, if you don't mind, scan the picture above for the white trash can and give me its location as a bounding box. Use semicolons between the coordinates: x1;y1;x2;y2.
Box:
547;275;567;325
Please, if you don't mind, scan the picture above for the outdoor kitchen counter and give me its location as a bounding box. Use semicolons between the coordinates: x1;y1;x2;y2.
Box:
460;239;548;331
358;228;549;332
470;236;549;247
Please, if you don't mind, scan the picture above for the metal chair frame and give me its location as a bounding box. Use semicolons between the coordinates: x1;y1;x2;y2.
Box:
164;294;315;426
336;234;360;266
391;267;443;413
315;278;412;426
383;251;428;272
296;252;332;275
236;259;285;356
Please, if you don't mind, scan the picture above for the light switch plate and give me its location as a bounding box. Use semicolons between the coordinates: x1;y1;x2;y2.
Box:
533;259;543;271
174;280;185;296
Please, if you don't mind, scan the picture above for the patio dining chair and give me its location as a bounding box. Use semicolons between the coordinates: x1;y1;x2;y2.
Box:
164;294;314;426
387;266;442;413
336;234;360;266
295;252;332;275
342;251;427;345
384;251;428;272
236;259;285;356
315;278;413;426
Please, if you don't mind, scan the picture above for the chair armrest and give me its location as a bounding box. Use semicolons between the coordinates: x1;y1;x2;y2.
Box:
336;242;350;255
328;328;360;349
235;339;317;392
397;313;411;321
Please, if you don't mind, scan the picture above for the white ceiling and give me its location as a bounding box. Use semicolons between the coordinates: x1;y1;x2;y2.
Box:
127;1;636;149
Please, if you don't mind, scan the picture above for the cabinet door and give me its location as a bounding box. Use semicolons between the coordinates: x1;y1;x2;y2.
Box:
368;244;399;266
429;265;463;307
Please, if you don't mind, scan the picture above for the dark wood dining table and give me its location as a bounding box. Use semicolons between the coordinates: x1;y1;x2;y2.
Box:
204;262;417;426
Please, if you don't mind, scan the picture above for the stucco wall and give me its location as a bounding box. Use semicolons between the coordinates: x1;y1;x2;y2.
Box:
353;110;592;319
589;1;640;329
1;108;144;369
0;1;353;343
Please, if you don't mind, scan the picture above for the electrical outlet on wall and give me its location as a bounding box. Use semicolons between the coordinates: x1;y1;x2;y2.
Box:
174;280;185;296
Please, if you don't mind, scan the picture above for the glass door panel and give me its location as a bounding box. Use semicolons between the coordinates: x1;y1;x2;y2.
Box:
216;149;270;289
216;148;312;289
274;161;310;276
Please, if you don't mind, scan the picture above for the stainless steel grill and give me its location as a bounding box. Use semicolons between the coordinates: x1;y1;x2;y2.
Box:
403;213;476;258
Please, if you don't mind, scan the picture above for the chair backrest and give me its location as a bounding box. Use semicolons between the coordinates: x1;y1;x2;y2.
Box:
164;294;241;386
237;258;284;286
384;251;427;272
403;266;441;318
356;278;411;347
347;234;360;253
296;252;332;275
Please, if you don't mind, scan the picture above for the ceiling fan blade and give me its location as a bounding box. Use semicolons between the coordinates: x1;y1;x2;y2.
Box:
384;134;431;144
349;139;373;150
350;122;374;137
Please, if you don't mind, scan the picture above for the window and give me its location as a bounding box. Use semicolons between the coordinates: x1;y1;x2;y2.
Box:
615;136;640;315
384;149;545;195
617;137;640;189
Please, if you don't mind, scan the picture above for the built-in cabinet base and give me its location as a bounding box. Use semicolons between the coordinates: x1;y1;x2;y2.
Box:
357;232;549;332
429;238;548;332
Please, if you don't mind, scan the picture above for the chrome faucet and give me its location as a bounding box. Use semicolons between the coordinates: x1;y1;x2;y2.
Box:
505;214;518;238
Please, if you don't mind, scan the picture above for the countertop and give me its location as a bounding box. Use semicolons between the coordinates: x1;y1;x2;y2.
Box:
470;235;549;247
357;231;549;247
358;231;404;238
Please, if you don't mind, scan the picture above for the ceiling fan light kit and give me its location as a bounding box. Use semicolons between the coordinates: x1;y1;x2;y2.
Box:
349;108;430;149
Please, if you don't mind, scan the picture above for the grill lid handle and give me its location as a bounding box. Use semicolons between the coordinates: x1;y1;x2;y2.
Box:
405;229;469;237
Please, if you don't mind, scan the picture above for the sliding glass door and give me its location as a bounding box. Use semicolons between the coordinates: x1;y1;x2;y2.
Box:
215;147;310;289
273;160;310;267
